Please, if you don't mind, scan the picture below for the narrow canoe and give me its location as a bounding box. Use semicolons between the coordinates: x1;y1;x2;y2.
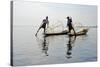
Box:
45;29;88;36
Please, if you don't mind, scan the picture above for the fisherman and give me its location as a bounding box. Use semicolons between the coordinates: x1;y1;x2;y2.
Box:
66;16;76;35
35;16;49;36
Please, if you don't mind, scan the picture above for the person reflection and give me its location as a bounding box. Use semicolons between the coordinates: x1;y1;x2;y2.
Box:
66;35;76;59
42;36;49;56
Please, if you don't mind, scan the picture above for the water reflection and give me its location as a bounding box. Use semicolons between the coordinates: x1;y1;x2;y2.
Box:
35;34;89;58
66;36;76;59
35;35;49;56
42;36;49;56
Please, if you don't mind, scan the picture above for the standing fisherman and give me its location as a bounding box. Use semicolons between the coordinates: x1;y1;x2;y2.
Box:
35;16;49;36
66;16;76;35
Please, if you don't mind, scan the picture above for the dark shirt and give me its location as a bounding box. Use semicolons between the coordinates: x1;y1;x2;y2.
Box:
41;19;49;28
67;19;73;29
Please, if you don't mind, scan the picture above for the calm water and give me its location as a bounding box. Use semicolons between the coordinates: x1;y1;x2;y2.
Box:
13;25;97;66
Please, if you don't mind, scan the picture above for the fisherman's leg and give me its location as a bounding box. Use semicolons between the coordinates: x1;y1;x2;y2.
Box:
35;27;41;36
44;27;46;34
68;27;70;33
72;27;76;35
69;27;71;33
69;30;71;33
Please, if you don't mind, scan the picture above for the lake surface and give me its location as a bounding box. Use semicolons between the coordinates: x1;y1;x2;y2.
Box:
13;25;97;66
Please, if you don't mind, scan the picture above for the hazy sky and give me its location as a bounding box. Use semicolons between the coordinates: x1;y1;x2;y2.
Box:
13;1;97;26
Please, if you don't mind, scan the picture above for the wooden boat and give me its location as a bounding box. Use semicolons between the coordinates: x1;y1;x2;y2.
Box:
45;28;88;37
68;29;88;36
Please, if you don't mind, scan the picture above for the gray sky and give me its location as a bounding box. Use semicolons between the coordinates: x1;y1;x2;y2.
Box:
13;1;97;26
